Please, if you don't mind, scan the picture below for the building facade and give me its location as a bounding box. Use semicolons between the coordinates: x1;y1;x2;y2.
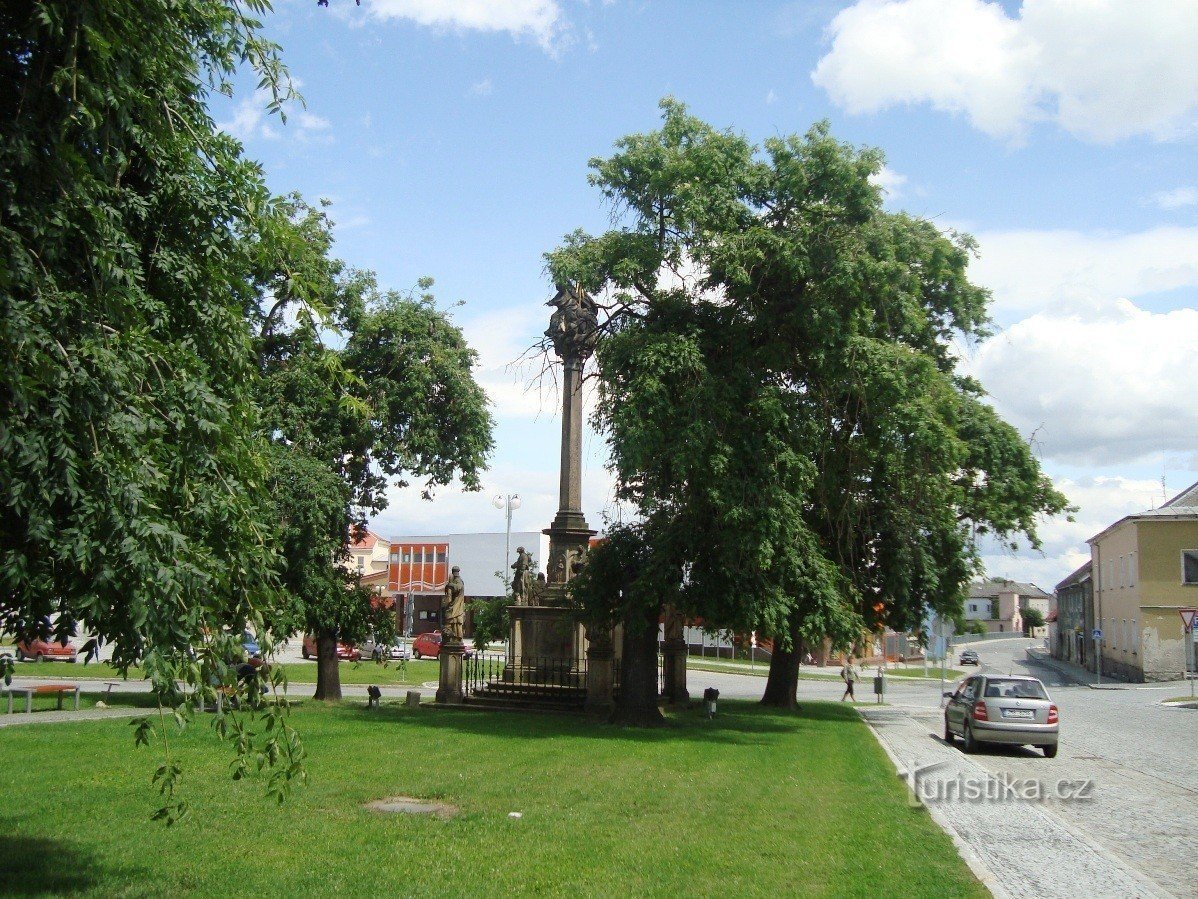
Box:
1088;480;1198;682
1052;561;1092;667
965;579;1051;635
385;531;551;638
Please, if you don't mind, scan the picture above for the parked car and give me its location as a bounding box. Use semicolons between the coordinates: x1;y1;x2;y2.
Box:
944;674;1058;757
16;638;77;663
241;631;261;659
411;631;474;660
360;637;411;662
301;635;361;662
958;649;980;666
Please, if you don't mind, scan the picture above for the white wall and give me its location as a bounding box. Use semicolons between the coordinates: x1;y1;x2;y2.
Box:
388;531;551;597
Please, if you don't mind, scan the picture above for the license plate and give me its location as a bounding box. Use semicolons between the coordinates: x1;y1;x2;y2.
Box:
1002;708;1034;720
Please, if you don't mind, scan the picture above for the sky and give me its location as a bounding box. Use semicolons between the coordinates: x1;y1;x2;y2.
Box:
215;0;1198;593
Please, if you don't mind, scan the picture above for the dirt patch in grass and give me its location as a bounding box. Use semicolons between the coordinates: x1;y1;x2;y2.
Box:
365;796;458;818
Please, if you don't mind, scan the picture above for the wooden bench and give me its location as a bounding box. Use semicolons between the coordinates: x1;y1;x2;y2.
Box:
5;684;81;714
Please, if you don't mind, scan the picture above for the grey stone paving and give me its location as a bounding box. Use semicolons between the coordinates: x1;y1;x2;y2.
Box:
860;704;1169;898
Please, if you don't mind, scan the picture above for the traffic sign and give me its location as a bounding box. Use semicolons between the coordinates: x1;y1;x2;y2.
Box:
1092;629;1102;640
1180;608;1198;632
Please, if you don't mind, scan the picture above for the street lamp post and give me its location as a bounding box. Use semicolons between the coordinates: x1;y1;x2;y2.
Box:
492;493;522;588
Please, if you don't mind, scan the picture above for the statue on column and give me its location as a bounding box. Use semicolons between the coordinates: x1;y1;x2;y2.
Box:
442;566;466;643
511;546;534;603
545;283;599;361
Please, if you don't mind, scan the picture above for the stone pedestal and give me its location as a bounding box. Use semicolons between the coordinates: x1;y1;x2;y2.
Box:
584;627;614;712
661;637;690;705
436;642;465;705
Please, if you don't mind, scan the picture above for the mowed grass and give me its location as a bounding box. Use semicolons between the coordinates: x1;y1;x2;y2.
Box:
4;659;442;686
0;700;984;898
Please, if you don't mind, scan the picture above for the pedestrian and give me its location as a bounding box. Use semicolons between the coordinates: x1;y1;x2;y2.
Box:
840;655;858;702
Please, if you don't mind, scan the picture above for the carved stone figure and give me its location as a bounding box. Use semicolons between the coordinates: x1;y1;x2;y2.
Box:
442;566;466;643
545;283;598;361
529;572;549;604
511;546;534;603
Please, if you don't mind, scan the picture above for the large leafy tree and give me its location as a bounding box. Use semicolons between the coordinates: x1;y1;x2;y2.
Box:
0;1;296;667
254;202;494;701
552;101;1069;719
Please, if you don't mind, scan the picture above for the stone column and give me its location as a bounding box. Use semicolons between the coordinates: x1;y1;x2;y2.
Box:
584;626;615;713
436;642;465;705
659;606;689;704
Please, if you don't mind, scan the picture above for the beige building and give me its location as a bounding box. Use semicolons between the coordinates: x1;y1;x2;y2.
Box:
346;528;390;578
1087;480;1198;682
966;579;1051;635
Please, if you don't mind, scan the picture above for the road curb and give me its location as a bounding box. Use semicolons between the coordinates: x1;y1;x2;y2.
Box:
856;708;1013;899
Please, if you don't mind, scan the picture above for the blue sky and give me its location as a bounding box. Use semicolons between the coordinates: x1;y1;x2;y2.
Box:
217;0;1198;590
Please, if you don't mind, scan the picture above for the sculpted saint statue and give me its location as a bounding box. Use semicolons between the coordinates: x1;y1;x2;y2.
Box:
545;282;599;361
511;546;534;604
442;566;466;643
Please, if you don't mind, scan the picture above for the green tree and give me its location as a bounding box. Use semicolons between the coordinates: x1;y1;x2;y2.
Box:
1022;606;1046;633
254;202;494;701
550;100;1069;719
1;0;309;820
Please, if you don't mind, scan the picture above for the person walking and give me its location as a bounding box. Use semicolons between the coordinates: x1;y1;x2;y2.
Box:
840;655;859;702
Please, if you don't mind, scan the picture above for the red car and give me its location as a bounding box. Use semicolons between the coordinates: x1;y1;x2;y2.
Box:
301;635;361;662
411;632;473;659
16;638;77;663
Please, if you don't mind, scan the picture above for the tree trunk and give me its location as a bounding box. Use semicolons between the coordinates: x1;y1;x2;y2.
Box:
314;629;342;701
611;602;664;726
761;614;801;709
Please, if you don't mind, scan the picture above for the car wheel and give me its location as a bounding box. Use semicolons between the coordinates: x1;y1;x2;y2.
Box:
962;722;978;754
413;650;422;659
35;652;44;663
15;649;25;662
944;718;955;744
302;648;310;660
1043;744;1058;759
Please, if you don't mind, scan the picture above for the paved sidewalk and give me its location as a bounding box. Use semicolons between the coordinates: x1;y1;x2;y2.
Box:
1025;647;1192;693
858;705;1171;899
0;706;148;728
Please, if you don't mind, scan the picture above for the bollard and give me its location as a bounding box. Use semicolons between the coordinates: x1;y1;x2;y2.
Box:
405;690;421;708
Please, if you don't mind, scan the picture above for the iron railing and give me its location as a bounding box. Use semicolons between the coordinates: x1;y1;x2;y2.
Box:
463;654;586;700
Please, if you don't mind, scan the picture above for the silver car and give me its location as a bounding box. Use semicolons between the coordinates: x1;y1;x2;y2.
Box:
944;674;1059;757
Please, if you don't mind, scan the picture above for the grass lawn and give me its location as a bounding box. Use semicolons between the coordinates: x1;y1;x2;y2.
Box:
4;659;442;686
0;699;984;897
687;660;964;681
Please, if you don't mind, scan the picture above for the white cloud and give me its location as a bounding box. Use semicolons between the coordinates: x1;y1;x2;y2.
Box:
979;475;1172;589
812;0;1198;142
765;89;778;105
366;0;565;51
966;299;1198;467
218;94;334;145
869;164;907;199
458;303;561;420
968;226;1198;318
1149;187;1198;210
469;77;494;97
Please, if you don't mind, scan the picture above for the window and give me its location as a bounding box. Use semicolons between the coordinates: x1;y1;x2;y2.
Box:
1182;550;1198;585
418;610;428;621
389;551;399;564
436;550;447;565
357;558;365;573
402;548;412;564
412;548;424;565
969;603;977;613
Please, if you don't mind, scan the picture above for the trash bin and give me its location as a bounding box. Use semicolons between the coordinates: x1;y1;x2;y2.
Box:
873;675;884;700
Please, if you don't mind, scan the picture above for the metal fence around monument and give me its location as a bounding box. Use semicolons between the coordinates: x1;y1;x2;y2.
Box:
462;654;586;700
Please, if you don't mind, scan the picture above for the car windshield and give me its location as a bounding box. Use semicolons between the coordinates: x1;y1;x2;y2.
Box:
983;678;1048;700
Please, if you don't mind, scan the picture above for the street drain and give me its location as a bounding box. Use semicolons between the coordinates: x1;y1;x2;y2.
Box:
366;796;458;818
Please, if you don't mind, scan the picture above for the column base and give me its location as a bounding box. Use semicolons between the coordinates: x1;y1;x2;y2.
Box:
436;643;465;705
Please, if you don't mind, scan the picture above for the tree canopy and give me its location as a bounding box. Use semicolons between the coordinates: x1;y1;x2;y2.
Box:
551;100;1070;716
254;200;494;701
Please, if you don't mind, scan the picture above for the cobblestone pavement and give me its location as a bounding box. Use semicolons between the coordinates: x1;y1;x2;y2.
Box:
859;638;1196;899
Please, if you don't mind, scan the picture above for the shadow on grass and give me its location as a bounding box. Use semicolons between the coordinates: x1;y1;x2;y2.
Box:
336;697;862;748
0;824;145;895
